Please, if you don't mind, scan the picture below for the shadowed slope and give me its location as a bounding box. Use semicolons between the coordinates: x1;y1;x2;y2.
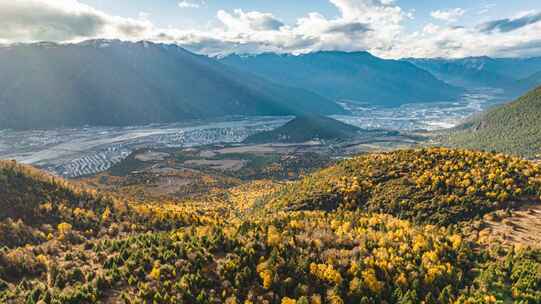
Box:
0;40;344;129
443;86;541;157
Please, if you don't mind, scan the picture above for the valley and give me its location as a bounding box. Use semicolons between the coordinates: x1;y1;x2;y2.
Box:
2;1;541;302
0;117;291;178
0;88;506;179
333;87;506;130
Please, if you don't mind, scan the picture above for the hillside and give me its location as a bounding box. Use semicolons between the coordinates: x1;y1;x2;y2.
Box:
1;149;541;303
442;86;541;157
244;115;361;143
263;147;541;225
0;160;194;249
220;51;463;106
0;160;118;247
407;56;541;94
519;71;541;90
0;40;344;129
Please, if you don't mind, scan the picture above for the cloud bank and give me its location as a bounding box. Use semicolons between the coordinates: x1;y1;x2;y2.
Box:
0;0;152;42
178;1;205;9
479;11;541;33
1;0;541;58
430;8;466;22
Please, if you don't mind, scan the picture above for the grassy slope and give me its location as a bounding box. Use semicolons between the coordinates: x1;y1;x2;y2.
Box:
443;86;541;158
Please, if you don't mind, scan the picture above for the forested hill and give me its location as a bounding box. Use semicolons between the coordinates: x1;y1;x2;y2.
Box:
244;115;361;143
442;85;541;157
1;149;541;302
0;160;118;248
220;51;463;107
0;40;344;129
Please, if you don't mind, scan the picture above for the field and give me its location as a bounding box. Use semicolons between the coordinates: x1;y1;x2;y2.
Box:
80;143;335;202
0;117;292;178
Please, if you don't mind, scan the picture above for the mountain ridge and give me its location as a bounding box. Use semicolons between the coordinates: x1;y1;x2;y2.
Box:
519;70;541;90
0;40;345;129
219;51;464;107
442;85;541;157
406;56;541;95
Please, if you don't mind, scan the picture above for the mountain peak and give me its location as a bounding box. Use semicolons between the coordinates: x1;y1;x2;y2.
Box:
220;50;463;106
77;38;123;46
0;41;343;129
221;50;376;60
76;39;162;49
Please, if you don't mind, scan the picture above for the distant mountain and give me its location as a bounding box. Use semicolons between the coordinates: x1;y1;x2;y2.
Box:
244;115;361;143
519;71;541;91
442;85;541;157
0;40;344;129
220;51;463;107
407;57;541;94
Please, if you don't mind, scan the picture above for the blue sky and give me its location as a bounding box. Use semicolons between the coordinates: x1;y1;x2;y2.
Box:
85;0;341;28
1;0;541;58
84;0;540;30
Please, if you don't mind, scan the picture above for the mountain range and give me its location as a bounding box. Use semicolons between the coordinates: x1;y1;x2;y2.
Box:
2;43;541;303
220;51;463;106
0;40;344;129
2;39;541;130
407;56;541;95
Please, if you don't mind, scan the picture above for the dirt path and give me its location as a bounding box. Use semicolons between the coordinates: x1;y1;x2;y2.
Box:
481;204;541;248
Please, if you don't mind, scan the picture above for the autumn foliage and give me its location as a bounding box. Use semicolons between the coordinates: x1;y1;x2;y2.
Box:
0;149;540;303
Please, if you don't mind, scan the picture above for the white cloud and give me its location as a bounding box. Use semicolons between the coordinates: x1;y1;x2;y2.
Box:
0;0;153;42
479;11;541;33
478;9;489;15
178;1;204;9
477;3;496;16
384;16;541;58
158;0;400;55
430;8;466;22
138;12;150;20
1;0;541;59
217;9;284;32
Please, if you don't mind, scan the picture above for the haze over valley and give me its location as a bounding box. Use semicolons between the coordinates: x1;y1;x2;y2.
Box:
0;39;525;178
0;40;528;177
0;86;508;178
